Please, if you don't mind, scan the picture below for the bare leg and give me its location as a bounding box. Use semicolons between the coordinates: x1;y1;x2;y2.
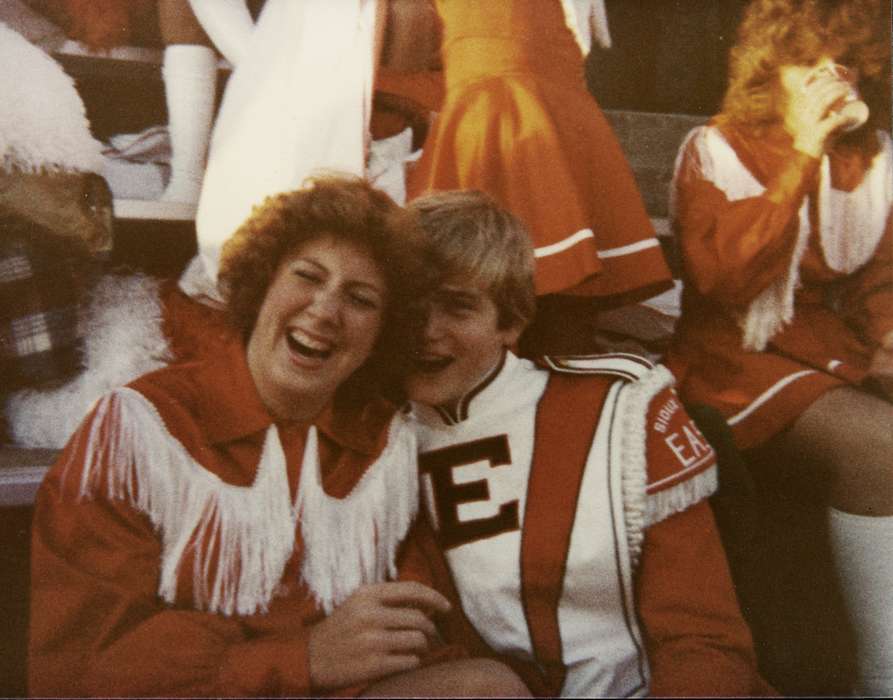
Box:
777;386;893;694
778;385;893;516
360;658;532;698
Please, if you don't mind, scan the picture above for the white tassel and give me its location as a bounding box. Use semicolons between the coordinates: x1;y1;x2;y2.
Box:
0;22;103;174
740;203;811;351
296;415;418;614
69;388;298;616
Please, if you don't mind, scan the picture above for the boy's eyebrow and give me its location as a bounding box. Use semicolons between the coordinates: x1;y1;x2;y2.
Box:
435;285;481;303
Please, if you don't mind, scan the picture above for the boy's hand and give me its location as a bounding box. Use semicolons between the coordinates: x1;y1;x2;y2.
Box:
308;581;451;690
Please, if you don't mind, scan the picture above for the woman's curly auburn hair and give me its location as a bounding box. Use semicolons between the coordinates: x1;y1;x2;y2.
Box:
722;0;890;133
218;174;431;407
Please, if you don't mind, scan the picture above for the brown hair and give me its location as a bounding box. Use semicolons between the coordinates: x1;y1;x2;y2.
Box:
408;190;536;331
722;0;890;133
219;174;430;405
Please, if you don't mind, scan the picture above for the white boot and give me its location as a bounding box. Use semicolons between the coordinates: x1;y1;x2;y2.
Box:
187;0;255;67
828;508;893;696
161;44;217;204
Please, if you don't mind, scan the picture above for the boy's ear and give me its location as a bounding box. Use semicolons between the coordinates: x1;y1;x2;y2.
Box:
500;320;524;349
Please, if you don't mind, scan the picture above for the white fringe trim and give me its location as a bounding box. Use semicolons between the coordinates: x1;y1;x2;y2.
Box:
672;126;893;351
645;464;717;529
70;388;297;616
296;413;419;614
0;22;103;174
614;365;674;569
69;388;419;617
5;274;173;448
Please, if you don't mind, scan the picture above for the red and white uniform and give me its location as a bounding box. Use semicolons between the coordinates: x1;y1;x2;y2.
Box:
412;351;770;697
28;336;455;697
667;121;893;448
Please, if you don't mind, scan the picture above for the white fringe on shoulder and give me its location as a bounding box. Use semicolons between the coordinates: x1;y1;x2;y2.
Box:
0;22;103;174
69;387;420;616
5;274;173;448
296;413;418;614
614;364;717;568
71;388;298;616
615;365;672;569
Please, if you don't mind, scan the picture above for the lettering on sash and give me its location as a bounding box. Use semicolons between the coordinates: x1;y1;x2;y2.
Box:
420;435;520;550
664;418;712;468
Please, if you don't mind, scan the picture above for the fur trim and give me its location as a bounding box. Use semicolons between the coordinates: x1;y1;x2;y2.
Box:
296;413;419;614
0;22;103;174
5;274;173;448
615;365;675;569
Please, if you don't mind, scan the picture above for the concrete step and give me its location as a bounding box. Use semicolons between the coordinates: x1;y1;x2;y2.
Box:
604;110;707;218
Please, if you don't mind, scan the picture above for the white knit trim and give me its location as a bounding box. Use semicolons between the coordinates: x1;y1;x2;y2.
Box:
295;411;419;614
0;22;103;174
613;364;674;569
69;388;298;616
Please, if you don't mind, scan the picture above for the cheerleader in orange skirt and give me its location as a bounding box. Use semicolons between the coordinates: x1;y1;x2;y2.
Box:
407;0;672;354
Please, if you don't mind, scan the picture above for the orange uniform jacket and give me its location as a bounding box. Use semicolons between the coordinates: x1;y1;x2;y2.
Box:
667;120;893;448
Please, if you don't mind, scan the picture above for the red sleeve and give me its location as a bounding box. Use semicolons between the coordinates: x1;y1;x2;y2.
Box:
635;501;776;697
636;391;775;696
839;211;893;348
29;412;314;697
674;128;820;307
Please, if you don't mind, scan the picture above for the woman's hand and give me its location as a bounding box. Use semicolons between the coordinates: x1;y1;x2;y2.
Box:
308;581;451;690
783;69;853;158
868;332;893;401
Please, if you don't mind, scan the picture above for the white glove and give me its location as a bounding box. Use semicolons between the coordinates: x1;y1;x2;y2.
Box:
187;0;255;67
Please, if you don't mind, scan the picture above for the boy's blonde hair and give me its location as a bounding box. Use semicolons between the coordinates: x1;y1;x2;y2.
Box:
409;190;536;330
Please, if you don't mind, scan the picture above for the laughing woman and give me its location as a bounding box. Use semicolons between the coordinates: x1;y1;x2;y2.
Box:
28;176;529;698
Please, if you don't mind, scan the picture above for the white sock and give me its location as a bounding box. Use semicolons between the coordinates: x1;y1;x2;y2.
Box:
187;0;255;67
161;44;217;204
828;508;893;696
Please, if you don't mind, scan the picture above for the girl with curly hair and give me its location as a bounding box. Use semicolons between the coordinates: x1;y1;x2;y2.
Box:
666;0;893;693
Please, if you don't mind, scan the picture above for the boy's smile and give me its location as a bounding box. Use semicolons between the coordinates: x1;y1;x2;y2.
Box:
406;277;521;413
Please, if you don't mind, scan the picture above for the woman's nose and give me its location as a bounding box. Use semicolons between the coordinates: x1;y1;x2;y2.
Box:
307;287;342;323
